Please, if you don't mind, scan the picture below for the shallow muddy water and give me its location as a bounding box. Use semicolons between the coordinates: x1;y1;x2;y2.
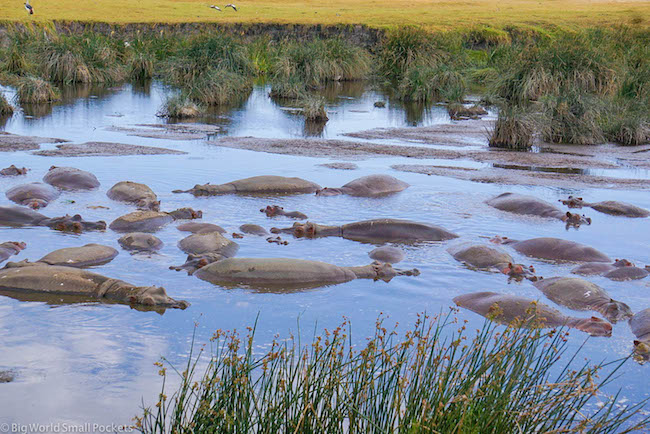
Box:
0;81;649;428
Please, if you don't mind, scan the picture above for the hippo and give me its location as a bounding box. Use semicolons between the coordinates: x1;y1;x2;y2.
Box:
447;243;537;281
571;259;649;281
315;175;409;197
37;244;119;268
271;219;458;244
261;205;307;220
118;233;164;253
173;176;321;197
109;208;202;233
43;166;100;191
560;196;649;218
0;241;26;264
533;277;632;323
630;309;650;361
487;193;591;227
0;261;188;310
5;182;60;209
491;236;611;263
0;165;27;176
171;232;240;274
0;370;15;383
194;258;420;290
0;206;106;233
239;224;268;236
107;181;160;211
177;222;226;234
453;292;612;337
369;246;405;263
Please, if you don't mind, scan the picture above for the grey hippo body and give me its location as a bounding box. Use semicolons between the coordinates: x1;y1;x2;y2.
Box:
107;181;160;211
43;166;100;190
272;219;458;243
0;205;106;232
110;208;202;233
487;193;591;227
315;175;409;197
492;236;611;263
177;222;226;234
0;241;26;264
195;258;419;290
447;243;536;280
239;224;268;236
453;291;612;337
118;233;164;253
369;246;405;263
572;259;649;281
173;176;321;197
171;232;240;274
0;261;188;310
37;244;119;268
5;182;60;209
533;277;632;323
261;205;307;220
630;309;650;361
561;196;649;218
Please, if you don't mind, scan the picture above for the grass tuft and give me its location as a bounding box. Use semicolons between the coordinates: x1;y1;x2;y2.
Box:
0;93;14;116
157;94;202;119
16;76;60;104
299;93;328;122
489;104;536;149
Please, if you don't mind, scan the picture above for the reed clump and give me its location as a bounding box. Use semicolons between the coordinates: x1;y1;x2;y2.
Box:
299;93;328;122
0;93;14;116
16;76;60;104
157;94;201;119
135;314;648;433
489;104;536;149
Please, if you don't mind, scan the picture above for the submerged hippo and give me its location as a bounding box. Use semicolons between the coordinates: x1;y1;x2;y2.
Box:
315;175;409;197
271;219;458;243
453;292;612;337
630;309;650;361
0;261;188;310
6;182;60;209
0;165;27;176
0;241;26;264
261;205;307;220
43;166;100;191
194;258;420;290
118;233;164;253
572;259;649;281
109;208;202;233
177;222;226;234
107;181;160;211
487;193;591;227
171;232;240;274
0;206;106;233
491;236;611;263
239;224;268;236
37;244;118;268
533;277;632;323
561;196;649;218
173;176;321;197
369;246;405;264
447;244;536;281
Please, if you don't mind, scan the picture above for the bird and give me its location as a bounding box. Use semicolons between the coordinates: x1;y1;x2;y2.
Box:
210;5;221;11
24;0;34;14
225;4;237;11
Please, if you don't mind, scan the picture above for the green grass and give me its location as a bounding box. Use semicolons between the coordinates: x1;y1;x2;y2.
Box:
299;93;328;122
489;104;536;149
16;76;60;103
157;94;202;119
135;314;648;433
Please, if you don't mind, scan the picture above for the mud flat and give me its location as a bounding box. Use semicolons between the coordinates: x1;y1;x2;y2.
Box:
108;123;220;140
33;141;186;157
0;132;68;152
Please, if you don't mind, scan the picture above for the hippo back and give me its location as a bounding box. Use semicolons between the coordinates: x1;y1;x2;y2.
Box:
512;238;611;263
486;192;563;219
107;181;158;204
43;167;100;190
109;211;174;233
0;263;107;295
0;206;48;226
178;232;239;257
533;277;608;311
229;176;321;195
448;244;513;268
590;201;649;218
6;182;60;205
38;244;119;268
342;175;409;197
342;219;458;243
630;309;650;339
195;258;356;289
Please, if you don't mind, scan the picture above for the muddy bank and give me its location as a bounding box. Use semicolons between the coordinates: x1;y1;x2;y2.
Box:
33;142;186;157
392;164;650;190
108;124;220;141
317;162;359;170
0;132;67;152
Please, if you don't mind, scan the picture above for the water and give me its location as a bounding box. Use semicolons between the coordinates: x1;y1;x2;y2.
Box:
0;81;649;428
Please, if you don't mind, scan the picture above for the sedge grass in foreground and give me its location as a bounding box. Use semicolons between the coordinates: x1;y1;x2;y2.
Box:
135;313;648;433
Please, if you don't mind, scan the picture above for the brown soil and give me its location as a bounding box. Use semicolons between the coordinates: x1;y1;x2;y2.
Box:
33;142;186;157
317;162;359;170
0;132;68;152
108;123;220;140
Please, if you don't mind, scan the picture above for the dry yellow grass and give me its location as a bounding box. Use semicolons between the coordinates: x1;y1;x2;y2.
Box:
0;0;648;30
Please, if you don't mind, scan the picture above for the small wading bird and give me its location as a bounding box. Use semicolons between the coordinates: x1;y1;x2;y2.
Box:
24;0;34;14
210;5;221;11
225;4;237;11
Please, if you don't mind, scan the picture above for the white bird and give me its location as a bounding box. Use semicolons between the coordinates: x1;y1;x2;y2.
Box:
24;0;34;14
225;4;237;11
210;5;221;11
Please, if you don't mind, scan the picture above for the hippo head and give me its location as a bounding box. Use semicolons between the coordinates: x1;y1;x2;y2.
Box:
500;263;537;282
315;187;344;197
168;208;203;220
560;196;585;208
26;199;48;210
572;316;612;337
170;253;224;275
127;286;189;309
291;222;317;238
602;299;633;323
138;199;161;212
633;340;650;363
562;212;591;228
614;259;634;268
489;236;516;245
261;205;283;217
370;261;420;281
46;214;107;233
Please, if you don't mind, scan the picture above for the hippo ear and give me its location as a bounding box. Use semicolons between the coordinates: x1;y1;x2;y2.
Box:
578;197;583;201
566;211;572;217
590;316;600;321
634;340;641;346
